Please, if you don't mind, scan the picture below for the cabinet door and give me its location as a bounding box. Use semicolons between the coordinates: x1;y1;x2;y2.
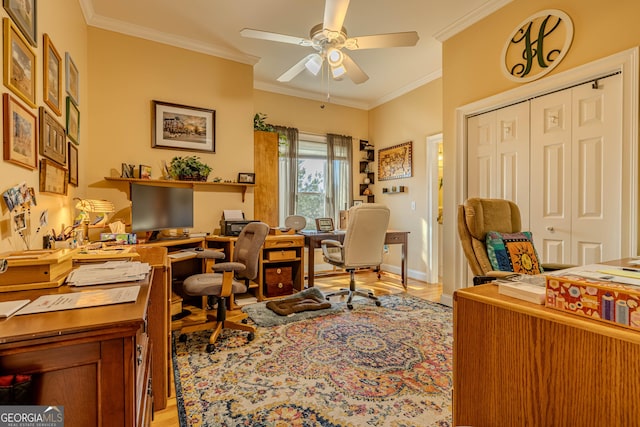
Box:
254;131;279;226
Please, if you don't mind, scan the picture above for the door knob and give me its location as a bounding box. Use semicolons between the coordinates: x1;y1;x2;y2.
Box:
546;226;555;232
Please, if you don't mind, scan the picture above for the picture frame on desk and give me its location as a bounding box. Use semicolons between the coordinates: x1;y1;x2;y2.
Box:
152;100;215;153
3;93;37;170
315;217;334;232
353;200;363;207
238;172;255;184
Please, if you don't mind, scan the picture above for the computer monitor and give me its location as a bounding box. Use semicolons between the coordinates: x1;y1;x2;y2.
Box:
130;183;194;240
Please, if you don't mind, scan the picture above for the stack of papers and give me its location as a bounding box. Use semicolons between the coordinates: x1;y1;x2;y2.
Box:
16;286;141;315
497;280;546;304
66;261;150;286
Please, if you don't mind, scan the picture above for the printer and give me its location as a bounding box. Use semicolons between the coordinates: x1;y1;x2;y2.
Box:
219;210;258;236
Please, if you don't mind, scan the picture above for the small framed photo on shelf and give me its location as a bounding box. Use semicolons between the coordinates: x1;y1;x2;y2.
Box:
352;200;363;207
68;142;78;186
139;164;152;179
237;172;255;184
315;217;334;232
121;163;134;178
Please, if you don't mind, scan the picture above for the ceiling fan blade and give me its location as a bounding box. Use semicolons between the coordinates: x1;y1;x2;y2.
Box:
240;28;311;46
341;52;369;84
345;31;419;50
277;54;321;82
323;0;350;33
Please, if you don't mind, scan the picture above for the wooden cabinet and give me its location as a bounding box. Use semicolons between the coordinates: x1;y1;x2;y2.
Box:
206;234;304;301
0;259;163;426
453;284;640;427
254;130;279;226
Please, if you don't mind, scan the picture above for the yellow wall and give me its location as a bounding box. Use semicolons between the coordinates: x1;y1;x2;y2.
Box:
0;0;87;252
87;28;255;235
369;79;443;277
441;0;640;297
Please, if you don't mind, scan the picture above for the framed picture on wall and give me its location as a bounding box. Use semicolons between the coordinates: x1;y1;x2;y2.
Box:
3;0;37;47
3;93;37;170
39;158;68;195
68;142;78;186
378;141;413;181
3;18;36;108
43;33;62;116
152;100;216;153
39;107;66;166
66;97;80;144
65;52;79;105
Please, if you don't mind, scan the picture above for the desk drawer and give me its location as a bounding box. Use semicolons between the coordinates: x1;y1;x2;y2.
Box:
266;250;297;261
265;267;293;297
264;237;303;249
385;233;406;244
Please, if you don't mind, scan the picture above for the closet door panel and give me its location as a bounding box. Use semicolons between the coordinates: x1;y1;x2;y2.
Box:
467;112;496;199
531;91;572;264
571;76;622;264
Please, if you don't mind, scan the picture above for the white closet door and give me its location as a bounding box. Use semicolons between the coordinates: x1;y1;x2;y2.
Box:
467;103;530;227
531;75;622;265
530;90;573;263
570;75;622;264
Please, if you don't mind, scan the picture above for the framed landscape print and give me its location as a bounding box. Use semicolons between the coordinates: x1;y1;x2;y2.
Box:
378;141;413;181
39;107;66;165
39;158;67;195
3;93;37;170
3;0;36;47
3;18;36;108
65;52;79;105
43;34;62;116
152;100;216;153
66;97;80;144
68;142;78;186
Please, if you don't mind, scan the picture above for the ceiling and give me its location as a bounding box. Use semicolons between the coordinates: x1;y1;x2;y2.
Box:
81;0;510;110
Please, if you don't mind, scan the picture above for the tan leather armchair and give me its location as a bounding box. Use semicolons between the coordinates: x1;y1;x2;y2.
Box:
458;197;572;280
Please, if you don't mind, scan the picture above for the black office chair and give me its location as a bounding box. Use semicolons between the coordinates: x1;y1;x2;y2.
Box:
179;222;269;352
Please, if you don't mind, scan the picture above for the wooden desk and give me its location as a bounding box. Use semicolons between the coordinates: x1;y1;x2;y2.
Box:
301;230;409;288
454;283;640;426
0;247;167;426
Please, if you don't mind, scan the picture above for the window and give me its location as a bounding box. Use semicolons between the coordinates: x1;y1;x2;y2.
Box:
279;133;352;229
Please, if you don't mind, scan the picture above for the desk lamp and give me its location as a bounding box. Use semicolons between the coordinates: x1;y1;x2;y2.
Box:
75;198;115;242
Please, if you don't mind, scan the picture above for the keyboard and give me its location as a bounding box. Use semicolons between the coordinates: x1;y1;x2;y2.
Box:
168;251;195;260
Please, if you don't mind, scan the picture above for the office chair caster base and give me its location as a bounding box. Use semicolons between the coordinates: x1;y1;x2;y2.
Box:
178;334;187;342
241;318;248;324
347;303;353;310
375;300;381;307
247;332;255;341
206;344;216;353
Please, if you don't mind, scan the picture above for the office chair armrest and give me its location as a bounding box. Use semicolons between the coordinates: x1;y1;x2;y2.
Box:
320;239;343;261
211;261;246;273
188;248;225;259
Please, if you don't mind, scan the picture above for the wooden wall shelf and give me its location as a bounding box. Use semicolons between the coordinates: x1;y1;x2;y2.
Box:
103;177;254;201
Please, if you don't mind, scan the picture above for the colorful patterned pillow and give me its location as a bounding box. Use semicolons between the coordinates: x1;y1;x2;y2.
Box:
486;231;543;275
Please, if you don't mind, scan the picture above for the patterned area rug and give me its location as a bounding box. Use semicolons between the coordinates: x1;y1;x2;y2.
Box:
173;294;453;426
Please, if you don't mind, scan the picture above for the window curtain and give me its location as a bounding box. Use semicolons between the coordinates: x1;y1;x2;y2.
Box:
275;125;299;225
326;133;352;221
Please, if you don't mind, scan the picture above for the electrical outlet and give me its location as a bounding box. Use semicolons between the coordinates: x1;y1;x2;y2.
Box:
411;201;416;210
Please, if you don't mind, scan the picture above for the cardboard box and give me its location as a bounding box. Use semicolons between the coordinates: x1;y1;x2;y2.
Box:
545;274;640;330
0;248;77;292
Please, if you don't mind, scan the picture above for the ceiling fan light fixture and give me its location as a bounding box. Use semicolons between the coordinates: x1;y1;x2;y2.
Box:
327;48;343;67
305;55;322;75
331;64;347;78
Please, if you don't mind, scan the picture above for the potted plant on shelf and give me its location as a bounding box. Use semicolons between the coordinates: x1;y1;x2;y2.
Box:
168;156;212;181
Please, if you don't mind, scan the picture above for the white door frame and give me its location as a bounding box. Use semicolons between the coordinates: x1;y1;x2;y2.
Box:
426;133;443;284
451;47;639;292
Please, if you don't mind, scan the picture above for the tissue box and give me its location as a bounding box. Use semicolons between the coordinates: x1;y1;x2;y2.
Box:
100;233;137;245
545;274;640;331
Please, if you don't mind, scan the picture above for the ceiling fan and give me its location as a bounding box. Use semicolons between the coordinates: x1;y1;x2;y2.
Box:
240;0;419;85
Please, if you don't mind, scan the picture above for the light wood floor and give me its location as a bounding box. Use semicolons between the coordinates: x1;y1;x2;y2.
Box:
151;271;442;427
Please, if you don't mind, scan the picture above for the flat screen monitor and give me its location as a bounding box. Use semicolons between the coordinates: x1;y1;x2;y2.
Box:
130;183;194;239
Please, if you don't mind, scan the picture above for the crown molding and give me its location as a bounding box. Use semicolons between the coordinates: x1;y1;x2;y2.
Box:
433;0;513;42
79;0;259;65
370;69;443;109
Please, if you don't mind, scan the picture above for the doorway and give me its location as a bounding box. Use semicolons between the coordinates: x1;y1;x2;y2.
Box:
426;133;443;284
